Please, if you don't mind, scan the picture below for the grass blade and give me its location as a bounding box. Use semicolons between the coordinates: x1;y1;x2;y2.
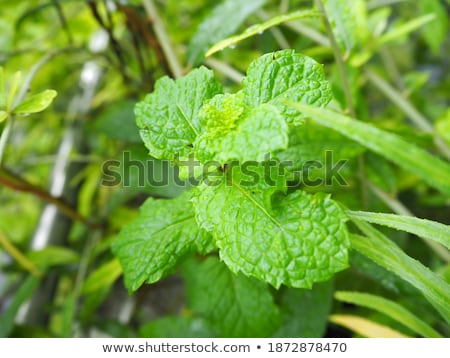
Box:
288;102;450;196
347;211;450;250
335;291;442;337
350;222;450;323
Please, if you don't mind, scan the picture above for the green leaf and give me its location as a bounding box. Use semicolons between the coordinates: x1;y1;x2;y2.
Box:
0;67;6;109
139;317;214;338
278;122;364;169
350;223;450;324
135;67;222;161
335;291;442;338
435;110;450;146
0;275;39;337
418;0;449;53
92;100;141;142
111;191;214;292
206;10;321;57
0;110;8;123
377;14;435;45
288;103;450;196
187;0;267;65
347;211;450;250
195;100;288;163
6;71;21;111
13;89;57;114
322;0;361;54
192;166;350;288
27;246;80;268
243;50;332;125
82;258;123;294
275;282;333;337
184;257;282;337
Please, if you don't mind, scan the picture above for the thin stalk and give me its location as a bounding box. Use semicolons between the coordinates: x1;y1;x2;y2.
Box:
0;231;42;278
316;0;368;206
141;0;183;78
315;0;354;115
283;20;330;47
204;58;244;84
0;167;97;228
367;180;450;262
256;10;291;49
365;69;450;160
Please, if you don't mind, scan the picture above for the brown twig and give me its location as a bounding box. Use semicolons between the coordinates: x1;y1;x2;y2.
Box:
0;166;99;229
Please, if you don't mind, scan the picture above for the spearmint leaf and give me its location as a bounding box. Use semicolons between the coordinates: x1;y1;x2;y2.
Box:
195;100;288;163
192;167;350;288
187;0;267;65
111;192;214;292
243;50;332;125
13;89;57;114
183;257;282;337
198;92;244;134
135;67;222;161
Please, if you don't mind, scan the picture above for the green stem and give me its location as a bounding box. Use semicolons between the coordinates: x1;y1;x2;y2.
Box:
315;0;354;115
0;231;42;278
141;0;183;78
365;69;450;160
204;58;244;84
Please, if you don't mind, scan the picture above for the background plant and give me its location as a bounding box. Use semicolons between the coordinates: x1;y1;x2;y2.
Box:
0;0;449;338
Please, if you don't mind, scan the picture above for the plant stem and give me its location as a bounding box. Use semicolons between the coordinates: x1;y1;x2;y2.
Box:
0;231;42;278
315;0;354;115
367;180;450;262
141;0;183;78
365;69;450;160
315;0;368;207
0;52;55;165
0;166;97;228
204;58;244;84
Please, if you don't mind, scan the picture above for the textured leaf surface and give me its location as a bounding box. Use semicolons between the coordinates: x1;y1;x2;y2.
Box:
187;0;267;65
195;96;288;163
243;50;332;124
13;89;57;114
111;192;214;292
135;67;222;161
184;257;282;337
275;282;333;337
192;167;350;288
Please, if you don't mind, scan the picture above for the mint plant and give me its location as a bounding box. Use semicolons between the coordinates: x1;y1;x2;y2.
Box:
112;50;350;294
112;47;450;337
2;0;449;339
